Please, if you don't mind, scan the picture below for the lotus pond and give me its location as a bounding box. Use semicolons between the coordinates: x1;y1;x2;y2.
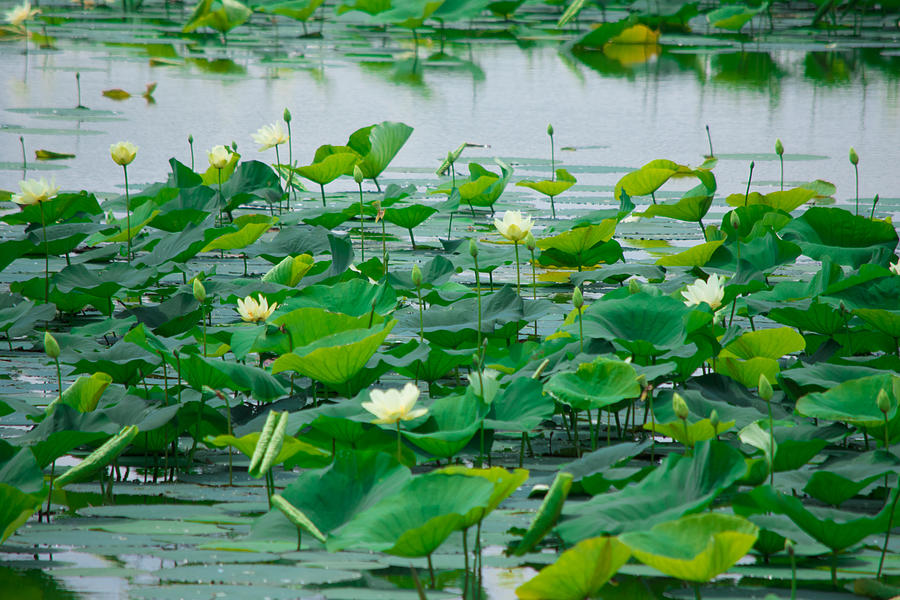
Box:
2;1;900;599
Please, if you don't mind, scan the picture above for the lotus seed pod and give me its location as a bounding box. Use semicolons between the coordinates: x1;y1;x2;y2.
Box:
283;108;292;123
758;374;774;402
673;393;689;420
192;278;206;303
44;331;60;360
878;389;891;414
411;264;423;288
353;164;364;185
468;238;479;258
849;147;859;166
547;123;554;136
572;286;584;309
525;231;536;252
775;138;784;156
729;211;741;231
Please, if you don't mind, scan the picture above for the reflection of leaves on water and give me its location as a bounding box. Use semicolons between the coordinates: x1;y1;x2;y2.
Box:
712;51;783;90
0;566;81;600
188;57;247;76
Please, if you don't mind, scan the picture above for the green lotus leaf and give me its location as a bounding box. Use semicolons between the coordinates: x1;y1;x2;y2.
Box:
707;2;765;30
2;190;102;226
725;187;816;212
656;240;724;267
26;430;109;470
515;536;631;600
803;450;900;507
0;296;57;339
383;204;438;231
796;373;900;433
219;160;281;212
45;372;113;414
272;307;377;350
581;292;690;356
347;121;414;182
516;168;577;197
0;483;41;544
92;201;160;244
614;164;677;201
261;254;314;288
436;466;529;528
434;160;513;208
854;308;900;339
271;320;396;387
183;0;253;34
201;214;275;252
545;357;641;411
68;342;160;386
402;393;486;458
558;441;748;542
336;0;391;17
560;440;652;495
620;513;759;582
647;418;735;447
0;446;44;493
781;207;899;268
206;431;329;472
538;221;616;255
295;152;358;185
327;472;495;557
513;471;573;555
715;327;805;388
177;353;286;402
54;425;140;488
282;280;396;317
484;377;554;433
253;0;324;21
370;0;444;28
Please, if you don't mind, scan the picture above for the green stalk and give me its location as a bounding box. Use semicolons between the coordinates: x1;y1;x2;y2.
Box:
854;163;859;216
743;161;754;207
396;420;402;461
779;154;784;191
123;164;132;263
416;285;424;342
274;145;283;215
39;200;49;304
357;182;365;261
577;305;584;354
766;397;775;486
514;241;521;296
878;486;900;579
217;168;223;226
473;255;483;351
319;183;327;208
285;121;295;204
530;247;537;337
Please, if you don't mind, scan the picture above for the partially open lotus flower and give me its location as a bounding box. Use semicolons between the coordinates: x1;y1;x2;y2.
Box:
208;145;232;169
12;177;58;206
362;382;427;425
682;273;725;310
236;294;277;323
5;1;39;27
251;122;289;151
494;210;534;243
109;141;138;166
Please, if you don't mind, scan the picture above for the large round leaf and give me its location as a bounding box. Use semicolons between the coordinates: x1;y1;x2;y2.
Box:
515;536;630;600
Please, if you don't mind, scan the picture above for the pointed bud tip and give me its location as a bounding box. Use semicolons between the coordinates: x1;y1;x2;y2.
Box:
44;331;60;359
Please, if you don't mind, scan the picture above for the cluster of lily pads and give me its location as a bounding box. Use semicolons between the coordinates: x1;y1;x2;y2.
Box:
1;112;900;600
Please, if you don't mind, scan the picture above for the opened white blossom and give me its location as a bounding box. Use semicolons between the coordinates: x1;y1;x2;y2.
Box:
236;294;277;323
12;177;59;206
890;260;900;276
5;1;39;26
109;141;138;166
494;210;534;243
362;382;427;425
208;145;232;169
251;122;289;151
682;273;726;310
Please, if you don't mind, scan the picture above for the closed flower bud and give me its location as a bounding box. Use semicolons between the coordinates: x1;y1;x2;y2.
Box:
573;286;583;309
192;278;206;303
447;150;454;164
547;123;554;136
468;238;479;258
729;210;741;231
109;141;138;166
849;147;859;166
283;108;292;123
628;278;641;295
411;264;423;288
188;133;193;144
44;331;60;360
758;373;773;402
710;409;720;430
775;138;784;156
353;164;364;185
878;389;891;415
673;393;689;420
525;231;536;252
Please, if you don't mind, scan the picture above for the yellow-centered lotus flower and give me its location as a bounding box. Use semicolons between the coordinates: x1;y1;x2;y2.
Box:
682;273;726;310
5;1;39;26
208;145;232;169
12;177;59;205
362;382;427;425
236;294;277;323
251;122;289;151
494;210;534;243
109;141;138;166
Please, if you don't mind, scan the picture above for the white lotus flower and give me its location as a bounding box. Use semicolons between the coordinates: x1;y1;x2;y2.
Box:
251;122;289;152
494;210;534;243
5;1;39;26
109;141;138;166
12;177;59;206
362;382;427;425
682;273;726;310
236;294;277;323
208;145;232;169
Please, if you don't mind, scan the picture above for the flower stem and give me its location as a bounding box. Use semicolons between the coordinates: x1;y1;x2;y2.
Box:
530;247;537;337
396;420;402;461
274;145;283;215
416;285;424;342
473;254;482;350
285;120;295;204
123;164;131;263
766;397;775;486
357;183;365;262
39;200;49;303
514;241;521;296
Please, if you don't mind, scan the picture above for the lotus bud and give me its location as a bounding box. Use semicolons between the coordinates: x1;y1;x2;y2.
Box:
188;133;193;144
572;286;583;310
447;150;454;165
547;123;554;136
411;264;423;288
673;393;689;421
849;147;859;166
775;138;784;157
758;374;773;402
44;331;60;360
525;231;536;252
283;108;292;123
192;278;206;303
468;238;479;258
710;409;720;431
353;164;364;185
729;210;740;231
231;141;238;151
628;278;641;295
878;389;891;415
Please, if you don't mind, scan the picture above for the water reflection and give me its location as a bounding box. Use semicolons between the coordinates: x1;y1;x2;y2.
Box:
0;564;81;600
